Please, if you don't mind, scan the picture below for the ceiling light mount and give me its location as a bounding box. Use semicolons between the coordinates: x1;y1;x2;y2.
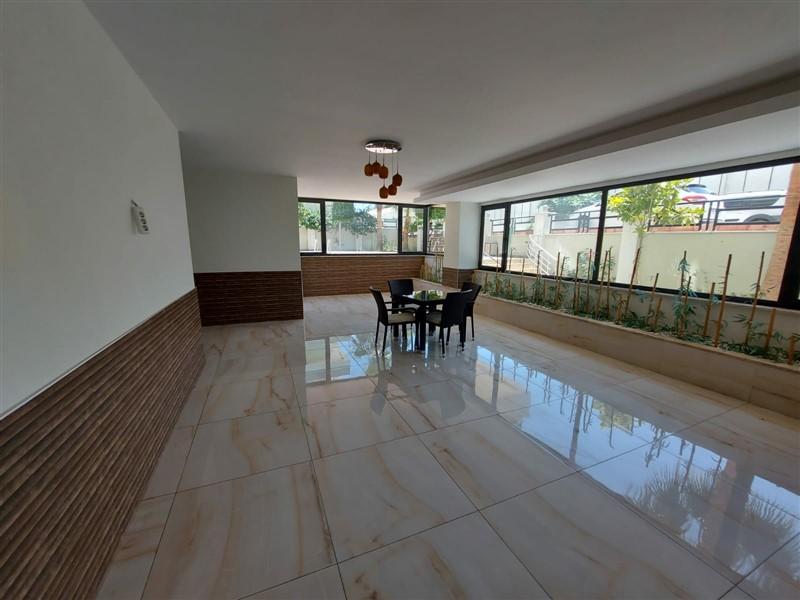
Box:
364;139;402;154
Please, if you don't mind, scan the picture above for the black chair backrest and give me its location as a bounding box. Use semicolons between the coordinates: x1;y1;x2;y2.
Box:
440;291;470;328
460;281;475;292
388;279;414;301
466;283;482;303
369;287;389;325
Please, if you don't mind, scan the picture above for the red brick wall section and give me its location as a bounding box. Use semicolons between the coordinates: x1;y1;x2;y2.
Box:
194;271;304;325
442;267;475;289
0;290;203;600
301;255;424;296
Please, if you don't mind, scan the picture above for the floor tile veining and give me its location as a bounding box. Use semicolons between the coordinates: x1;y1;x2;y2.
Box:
97;293;800;600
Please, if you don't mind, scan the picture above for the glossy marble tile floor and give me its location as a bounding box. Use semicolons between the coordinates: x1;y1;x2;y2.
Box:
98;294;800;600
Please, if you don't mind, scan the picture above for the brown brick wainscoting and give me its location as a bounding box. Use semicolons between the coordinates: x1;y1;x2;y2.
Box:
194;271;304;325
0;290;203;600
443;267;475;288
301;255;425;296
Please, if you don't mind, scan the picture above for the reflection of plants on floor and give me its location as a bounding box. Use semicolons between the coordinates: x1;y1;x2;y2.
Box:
475;248;798;367
629;459;799;559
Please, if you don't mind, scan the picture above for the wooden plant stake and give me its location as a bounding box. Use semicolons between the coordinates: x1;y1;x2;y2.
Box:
763;308;777;354
620;247;641;323
745;250;765;347
553;252;561;307
788;336;797;365
596;249;609;318
494;244;501;294
583;249;593;313
520;258;526;299
534;250;542;304
652;297;663;331
572;252;581;313
646;273;659;324
713;254;732;347
678;276;691;337
702;282;716;338
605;250;612;319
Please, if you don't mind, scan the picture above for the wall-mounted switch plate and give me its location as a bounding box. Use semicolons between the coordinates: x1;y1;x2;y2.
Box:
131;200;150;234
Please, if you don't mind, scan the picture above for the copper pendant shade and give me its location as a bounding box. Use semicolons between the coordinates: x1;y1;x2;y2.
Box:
364;151;374;176
363;140;403;198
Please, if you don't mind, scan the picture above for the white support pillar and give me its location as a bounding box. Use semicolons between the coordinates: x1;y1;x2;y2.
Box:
443;202;481;270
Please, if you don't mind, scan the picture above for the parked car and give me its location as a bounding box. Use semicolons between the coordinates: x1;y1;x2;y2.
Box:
680;183;716;204
715;191;785;224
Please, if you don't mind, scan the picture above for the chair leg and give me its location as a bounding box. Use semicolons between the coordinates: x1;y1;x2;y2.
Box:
382;325;388;353
446;327;451;345
375;321;380;348
471;316;475;340
402;323;407;339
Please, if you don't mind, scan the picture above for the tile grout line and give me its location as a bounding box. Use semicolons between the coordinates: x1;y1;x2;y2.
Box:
414;424;556;600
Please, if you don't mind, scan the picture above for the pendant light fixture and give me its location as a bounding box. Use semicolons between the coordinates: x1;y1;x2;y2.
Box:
363;140;402;199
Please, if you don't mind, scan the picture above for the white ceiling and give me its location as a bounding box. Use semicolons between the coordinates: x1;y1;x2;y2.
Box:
86;1;800;204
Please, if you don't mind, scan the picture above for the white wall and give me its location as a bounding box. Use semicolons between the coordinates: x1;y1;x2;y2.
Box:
184;167;300;272
1;2;195;415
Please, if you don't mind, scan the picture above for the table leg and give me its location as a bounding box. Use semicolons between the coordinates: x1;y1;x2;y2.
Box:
415;306;427;352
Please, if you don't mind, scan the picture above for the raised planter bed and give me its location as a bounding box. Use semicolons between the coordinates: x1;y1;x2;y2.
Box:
474;293;799;419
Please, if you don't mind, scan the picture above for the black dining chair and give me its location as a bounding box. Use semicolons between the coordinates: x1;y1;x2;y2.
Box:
388;279;414;306
460;282;482;340
369;287;416;353
387;278;415;336
425;291;470;353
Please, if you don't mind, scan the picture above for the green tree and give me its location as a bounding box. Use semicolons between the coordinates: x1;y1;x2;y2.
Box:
608;179;703;249
298;203;321;230
544;193;598;215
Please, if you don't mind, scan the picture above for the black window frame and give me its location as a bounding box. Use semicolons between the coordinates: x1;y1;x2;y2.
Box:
298;197;433;257
477;155;800;311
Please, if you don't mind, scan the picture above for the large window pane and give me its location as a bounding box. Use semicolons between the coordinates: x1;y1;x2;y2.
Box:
298;201;321;252
427;206;446;254
480;207;506;269
401;206;425;252
600;162;799;299
507;192;601;276
325;201;398;253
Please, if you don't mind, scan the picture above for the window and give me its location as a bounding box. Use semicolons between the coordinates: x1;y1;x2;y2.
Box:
507;192;601;275
427;206;446;254
478;157;800;309
298;201;322;252
298;199;444;256
324;201;398;253
401;206;425;252
601;163;797;299
480;207;506;269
